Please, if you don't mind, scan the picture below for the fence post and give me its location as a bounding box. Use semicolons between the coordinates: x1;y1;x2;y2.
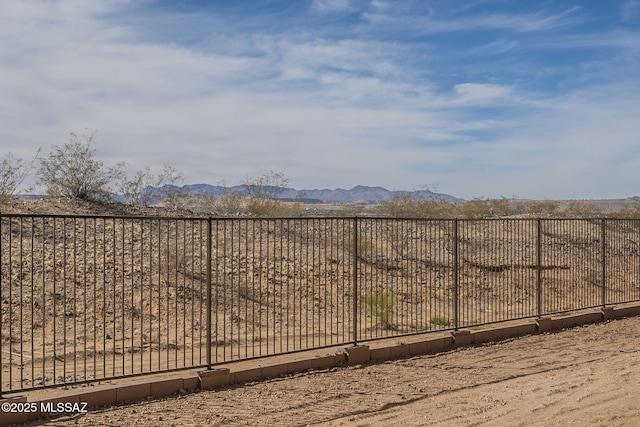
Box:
206;217;213;369
537;219;542;318
453;219;459;331
352;217;359;345
602;219;606;307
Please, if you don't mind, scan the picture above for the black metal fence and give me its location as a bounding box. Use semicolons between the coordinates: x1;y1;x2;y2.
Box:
1;214;639;393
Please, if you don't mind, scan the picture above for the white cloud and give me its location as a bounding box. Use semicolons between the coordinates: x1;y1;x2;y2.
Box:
453;83;512;103
313;0;352;13
363;5;583;34
477;38;519;55
370;0;389;11
620;0;640;21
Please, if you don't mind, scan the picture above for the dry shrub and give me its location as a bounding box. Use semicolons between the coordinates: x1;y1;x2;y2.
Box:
457;197;519;218
527;200;562;217
608;202;640;218
377;195;455;218
561;201;603;218
246;198;305;217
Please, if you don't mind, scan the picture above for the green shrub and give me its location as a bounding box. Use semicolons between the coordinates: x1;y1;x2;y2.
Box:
361;291;397;329
429;316;450;327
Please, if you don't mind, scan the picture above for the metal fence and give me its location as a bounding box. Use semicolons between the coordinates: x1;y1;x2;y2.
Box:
1;214;639;393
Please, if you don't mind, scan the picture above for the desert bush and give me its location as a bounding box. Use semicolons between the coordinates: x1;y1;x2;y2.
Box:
242;171;303;217
361;291;397;330
37;130;124;202
196;186;247;216
0;151;38;199
243;170;288;199
376;194;418;217
609;203;640;218
246;198;306;217
457;197;517;218
120;165;190;207
527;200;562;217
429;316;450;327
377;194;456;218
561;201;603;218
193;174;304;217
456;198;491;218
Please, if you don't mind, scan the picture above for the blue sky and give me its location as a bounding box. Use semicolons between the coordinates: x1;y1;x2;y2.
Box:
1;0;640;199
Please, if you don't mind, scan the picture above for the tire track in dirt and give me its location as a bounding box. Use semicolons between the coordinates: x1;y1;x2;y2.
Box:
323;330;640;426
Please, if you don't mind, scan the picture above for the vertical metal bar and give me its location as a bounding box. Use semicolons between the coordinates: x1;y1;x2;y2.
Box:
130;220;136;374
52;218;57;384
537;218;542;317
199;220;204;365
278;219;284;354
18;218;24;388
92;218;97;381
307;219;312;348
206;217;212;370
145;219;151;372
286;219;291;352
156;221;162;372
228;221;234;361
602;218;606;307
73;218;78;382
166;221;172;368
31;218;36;389
121;219;126;375
322;219;328;345
352;216;358;345
63;219;68;383
183;221;188;368
250;220;256;357
82;218;88;379
111;219;117;376
266;220;271;354
453;219;459;331
258;219;264;355
216;220;222;363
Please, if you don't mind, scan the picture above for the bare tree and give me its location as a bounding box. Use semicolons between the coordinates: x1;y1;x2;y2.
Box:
119;166;157;206
0;150;39;199
242;171;292;216
157;165;190;208
120;165;189;207
242;170;289;200
37;130;124;202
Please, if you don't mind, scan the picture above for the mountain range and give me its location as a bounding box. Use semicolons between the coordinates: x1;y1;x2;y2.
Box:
178;184;463;204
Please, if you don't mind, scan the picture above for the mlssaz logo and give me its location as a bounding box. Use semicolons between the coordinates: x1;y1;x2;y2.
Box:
40;402;89;414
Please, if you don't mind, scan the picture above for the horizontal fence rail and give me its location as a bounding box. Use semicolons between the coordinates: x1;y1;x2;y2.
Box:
1;214;639;393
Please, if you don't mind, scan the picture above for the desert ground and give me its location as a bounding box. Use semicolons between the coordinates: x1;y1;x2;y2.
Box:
21;314;640;427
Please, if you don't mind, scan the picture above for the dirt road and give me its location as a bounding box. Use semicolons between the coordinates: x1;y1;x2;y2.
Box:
26;315;640;427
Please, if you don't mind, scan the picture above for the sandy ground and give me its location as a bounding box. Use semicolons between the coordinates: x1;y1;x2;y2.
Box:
20;315;639;427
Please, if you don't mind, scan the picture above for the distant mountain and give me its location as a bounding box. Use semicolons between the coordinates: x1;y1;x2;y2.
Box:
175;184;462;204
